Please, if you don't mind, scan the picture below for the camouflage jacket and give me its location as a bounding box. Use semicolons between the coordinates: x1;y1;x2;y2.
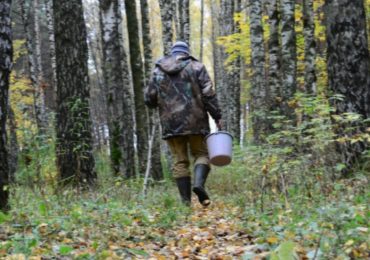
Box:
144;55;222;139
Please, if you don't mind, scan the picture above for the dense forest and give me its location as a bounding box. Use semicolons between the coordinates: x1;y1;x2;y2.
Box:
0;0;369;258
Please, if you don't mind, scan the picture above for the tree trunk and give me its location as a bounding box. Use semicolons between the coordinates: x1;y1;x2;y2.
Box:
44;0;57;99
218;0;235;134
0;0;12;210
7;107;18;183
141;0;163;180
20;0;43;131
99;0;135;178
280;0;297;118
211;0;221;90
34;0;47;131
124;0;149;176
267;0;281;111
199;0;204;62
250;0;267;144
53;0;97;185
229;0;241;142
178;0;190;43
325;0;370;173
158;0;175;55
303;0;316;94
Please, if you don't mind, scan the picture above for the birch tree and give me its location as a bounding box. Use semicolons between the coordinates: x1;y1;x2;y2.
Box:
44;0;57;94
303;0;316;94
177;0;190;43
217;0;234;131
53;0;97;185
229;0;241;142
20;0;44;131
249;0;267;143
199;0;204;62
141;0;163;180
124;0;149;175
99;0;135;177
267;0;281;111
280;0;297;118
33;0;47;130
0;0;12;210
325;0;370;173
158;0;175;55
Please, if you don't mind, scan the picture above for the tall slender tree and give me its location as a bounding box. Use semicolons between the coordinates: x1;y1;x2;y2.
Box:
20;0;43;131
249;0;267;144
267;0;281;111
229;0;241;142
211;0;222;90
325;0;370;172
217;0;234;131
199;0;204;62
158;0;175;55
44;0;57;96
34;0;47;131
178;0;190;43
53;0;97;185
99;0;135;177
303;0;316;94
0;0;12;210
141;0;163;180
280;0;297;119
124;0;149;175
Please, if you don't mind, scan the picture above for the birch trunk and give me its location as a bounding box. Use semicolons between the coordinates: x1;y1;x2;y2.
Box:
53;0;97;185
280;0;297;119
199;0;204;62
99;0;135;177
267;0;281;111
326;0;370;173
303;0;316;94
158;0;175;55
141;0;163;180
250;0;267;144
34;0;48;132
218;0;235;133
124;0;149;175
229;0;241;142
181;0;190;43
0;0;12;210
20;0;43;130
7;107;18;183
211;0;222;90
44;0;57;96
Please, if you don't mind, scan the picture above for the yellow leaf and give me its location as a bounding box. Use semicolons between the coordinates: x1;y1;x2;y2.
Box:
345;240;354;247
267;236;279;244
200;248;209;255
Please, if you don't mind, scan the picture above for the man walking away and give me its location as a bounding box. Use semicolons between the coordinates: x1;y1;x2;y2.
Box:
145;41;222;206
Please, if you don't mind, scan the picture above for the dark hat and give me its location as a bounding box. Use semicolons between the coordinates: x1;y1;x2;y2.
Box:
171;41;190;55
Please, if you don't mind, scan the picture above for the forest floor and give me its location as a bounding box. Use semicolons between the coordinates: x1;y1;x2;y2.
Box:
1;181;368;259
0;151;369;259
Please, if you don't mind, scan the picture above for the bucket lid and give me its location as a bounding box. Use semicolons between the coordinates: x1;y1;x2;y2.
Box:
205;131;233;141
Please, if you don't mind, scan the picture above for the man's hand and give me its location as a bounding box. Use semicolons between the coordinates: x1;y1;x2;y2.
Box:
216;119;223;131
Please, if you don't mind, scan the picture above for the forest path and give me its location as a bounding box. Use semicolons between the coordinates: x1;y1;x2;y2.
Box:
143;200;256;259
103;199;282;259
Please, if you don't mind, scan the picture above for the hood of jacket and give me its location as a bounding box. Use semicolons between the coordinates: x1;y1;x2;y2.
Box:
156;55;196;75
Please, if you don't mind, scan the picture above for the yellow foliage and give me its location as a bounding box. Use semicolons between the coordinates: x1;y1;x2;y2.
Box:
9;72;36;144
12;39;26;62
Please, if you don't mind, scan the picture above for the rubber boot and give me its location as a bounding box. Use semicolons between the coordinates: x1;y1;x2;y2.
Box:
175;176;191;205
192;164;211;206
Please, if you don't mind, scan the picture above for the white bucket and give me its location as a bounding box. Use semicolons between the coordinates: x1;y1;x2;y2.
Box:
206;131;233;166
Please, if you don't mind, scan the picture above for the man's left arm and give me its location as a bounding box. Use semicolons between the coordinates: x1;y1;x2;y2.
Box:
144;69;158;108
197;65;222;122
